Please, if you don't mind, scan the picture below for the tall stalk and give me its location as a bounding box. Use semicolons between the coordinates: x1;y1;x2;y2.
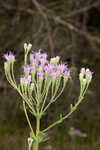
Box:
35;116;40;150
4;43;93;150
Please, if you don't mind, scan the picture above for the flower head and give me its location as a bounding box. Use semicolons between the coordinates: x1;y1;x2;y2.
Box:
44;64;55;73
63;70;70;79
50;72;59;79
4;52;15;62
37;72;44;78
24;66;30;73
31;83;35;87
56;64;67;73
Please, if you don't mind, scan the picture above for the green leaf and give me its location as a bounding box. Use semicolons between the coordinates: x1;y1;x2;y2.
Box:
38;131;49;143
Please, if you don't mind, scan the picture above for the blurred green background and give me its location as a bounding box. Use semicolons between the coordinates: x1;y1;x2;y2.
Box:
0;0;100;150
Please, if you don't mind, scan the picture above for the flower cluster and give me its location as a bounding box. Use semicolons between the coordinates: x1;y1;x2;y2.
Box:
20;49;70;105
4;44;71;112
23;50;70;81
79;68;93;84
3;44;93;114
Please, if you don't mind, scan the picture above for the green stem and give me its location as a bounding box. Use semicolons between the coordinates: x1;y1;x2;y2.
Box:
23;101;36;140
42;96;84;133
35;115;40;150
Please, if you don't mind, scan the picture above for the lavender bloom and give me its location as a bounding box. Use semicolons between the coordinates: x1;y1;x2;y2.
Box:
39;58;48;65
37;72;44;78
20;77;27;83
69;129;87;137
56;64;67;73
24;66;30;73
31;83;35;87
41;53;47;58
34;50;47;59
50;72;59;79
63;70;70;79
34;50;44;59
4;52;15;62
44;64;55;73
86;69;93;77
20;75;31;84
30;65;36;72
31;58;37;65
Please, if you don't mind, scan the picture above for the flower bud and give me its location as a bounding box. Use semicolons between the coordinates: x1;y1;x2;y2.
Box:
4;61;9;71
86;69;93;83
50;56;60;65
79;73;84;81
30;83;35;92
24;43;27;52
82;78;87;85
27;43;32;52
81;68;85;75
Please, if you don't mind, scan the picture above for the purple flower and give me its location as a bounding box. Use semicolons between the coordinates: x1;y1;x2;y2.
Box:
20;77;26;83
86;69;93;77
34;50;41;57
30;83;35;87
44;64;55;73
4;52;15;62
20;75;31;84
39;58;48;65
37;72;44;78
63;70;70;78
41;53;47;58
86;69;93;82
50;72;59;79
24;66;30;72
31;58;37;65
30;65;36;72
30;53;34;62
70;129;87;137
33;50;47;60
56;64;67;73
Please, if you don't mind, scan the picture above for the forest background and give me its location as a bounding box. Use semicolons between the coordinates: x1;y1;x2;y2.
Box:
0;0;100;150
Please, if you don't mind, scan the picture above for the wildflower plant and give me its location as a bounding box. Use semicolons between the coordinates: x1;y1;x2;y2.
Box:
4;43;93;150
